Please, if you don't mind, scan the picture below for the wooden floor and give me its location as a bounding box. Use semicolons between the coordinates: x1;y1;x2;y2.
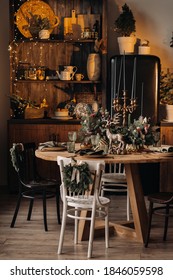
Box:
0;191;173;260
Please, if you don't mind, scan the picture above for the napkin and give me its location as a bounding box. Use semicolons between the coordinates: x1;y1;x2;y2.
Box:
75;149;105;156
38;141;66;151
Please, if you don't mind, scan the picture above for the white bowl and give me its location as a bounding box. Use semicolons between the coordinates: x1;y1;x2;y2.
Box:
55;110;69;117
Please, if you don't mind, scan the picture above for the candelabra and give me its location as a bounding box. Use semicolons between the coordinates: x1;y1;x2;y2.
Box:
113;90;137;126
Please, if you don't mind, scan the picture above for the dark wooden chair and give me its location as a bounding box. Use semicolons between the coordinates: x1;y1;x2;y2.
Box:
145;192;173;247
10;142;61;231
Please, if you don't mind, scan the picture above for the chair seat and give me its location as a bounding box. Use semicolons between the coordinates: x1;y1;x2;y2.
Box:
148;192;173;204
23;178;58;189
101;173;126;183
67;195;110;208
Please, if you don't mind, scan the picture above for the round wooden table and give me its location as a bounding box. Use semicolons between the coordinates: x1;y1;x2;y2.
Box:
36;149;173;243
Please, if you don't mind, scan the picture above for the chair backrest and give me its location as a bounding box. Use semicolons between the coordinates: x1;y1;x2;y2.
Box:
10;142;38;183
107;163;125;174
57;156;105;202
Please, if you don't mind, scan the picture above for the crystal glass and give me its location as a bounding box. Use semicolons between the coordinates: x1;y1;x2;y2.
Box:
91;134;100;149
68;131;77;142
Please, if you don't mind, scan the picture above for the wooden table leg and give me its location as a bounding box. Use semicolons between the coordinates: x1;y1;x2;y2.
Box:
114;163;148;243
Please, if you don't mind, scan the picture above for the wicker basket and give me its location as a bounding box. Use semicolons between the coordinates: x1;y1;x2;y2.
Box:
25;107;44;119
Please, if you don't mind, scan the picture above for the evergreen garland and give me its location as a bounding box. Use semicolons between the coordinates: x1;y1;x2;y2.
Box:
63;162;93;193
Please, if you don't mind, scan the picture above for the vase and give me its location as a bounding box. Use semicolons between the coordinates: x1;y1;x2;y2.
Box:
87;53;101;81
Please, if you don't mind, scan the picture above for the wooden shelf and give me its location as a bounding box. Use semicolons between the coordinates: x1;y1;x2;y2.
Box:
14;79;101;84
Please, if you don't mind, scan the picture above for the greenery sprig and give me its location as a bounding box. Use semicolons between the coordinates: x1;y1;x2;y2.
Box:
63;162;93;193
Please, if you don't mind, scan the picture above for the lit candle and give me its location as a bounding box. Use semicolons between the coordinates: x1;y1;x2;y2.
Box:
141;82;144;116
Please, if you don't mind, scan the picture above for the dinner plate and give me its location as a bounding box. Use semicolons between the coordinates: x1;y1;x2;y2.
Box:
80;154;108;158
51;116;73;120
41;147;66;152
15;0;59;38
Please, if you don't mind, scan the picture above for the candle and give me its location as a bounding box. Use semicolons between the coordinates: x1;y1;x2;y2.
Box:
131;57;136;99
111;59;114;111
117;57;122;97
134;57;136;98
141;82;144;116
114;57;117;98
123;52;126;91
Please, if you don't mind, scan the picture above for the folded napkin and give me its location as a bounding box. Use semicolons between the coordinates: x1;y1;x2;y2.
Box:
75;149;105;156
38;141;66;151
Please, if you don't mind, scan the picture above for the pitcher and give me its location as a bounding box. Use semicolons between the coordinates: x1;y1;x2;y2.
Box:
64;66;77;80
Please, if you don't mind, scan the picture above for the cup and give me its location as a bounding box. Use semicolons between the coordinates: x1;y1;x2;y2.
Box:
67;141;75;153
68;131;77;142
75;73;84;81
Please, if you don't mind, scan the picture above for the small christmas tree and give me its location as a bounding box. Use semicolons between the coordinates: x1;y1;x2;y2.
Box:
115;3;136;37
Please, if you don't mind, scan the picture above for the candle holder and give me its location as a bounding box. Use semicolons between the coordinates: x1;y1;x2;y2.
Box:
113;90;137;126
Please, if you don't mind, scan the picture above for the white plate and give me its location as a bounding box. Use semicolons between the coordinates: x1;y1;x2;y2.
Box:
51;116;73;120
80;154;108;158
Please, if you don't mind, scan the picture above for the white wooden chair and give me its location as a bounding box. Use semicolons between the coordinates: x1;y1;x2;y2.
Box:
57;156;110;258
101;163;130;221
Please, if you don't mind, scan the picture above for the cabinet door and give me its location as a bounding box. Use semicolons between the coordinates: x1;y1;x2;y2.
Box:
160;124;173;192
8;123;80;192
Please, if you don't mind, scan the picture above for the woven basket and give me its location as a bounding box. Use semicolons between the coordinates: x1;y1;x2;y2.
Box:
25;107;44;119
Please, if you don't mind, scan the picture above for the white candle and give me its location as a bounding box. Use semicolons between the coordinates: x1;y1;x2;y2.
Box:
141;82;144;116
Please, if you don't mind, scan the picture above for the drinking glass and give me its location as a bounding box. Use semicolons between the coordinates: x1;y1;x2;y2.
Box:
91;134;100;149
67;141;75;153
68;131;77;142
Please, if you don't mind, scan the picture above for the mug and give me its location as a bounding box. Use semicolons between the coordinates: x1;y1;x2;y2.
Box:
75;73;84;81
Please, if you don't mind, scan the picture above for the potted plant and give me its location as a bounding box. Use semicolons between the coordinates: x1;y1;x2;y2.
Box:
23;12;56;39
160;69;173;121
114;3;136;54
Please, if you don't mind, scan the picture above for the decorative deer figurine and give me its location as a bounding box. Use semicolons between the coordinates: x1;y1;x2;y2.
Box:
104;114;126;154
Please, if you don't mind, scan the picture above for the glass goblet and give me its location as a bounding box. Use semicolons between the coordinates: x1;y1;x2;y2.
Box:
68;131;77;142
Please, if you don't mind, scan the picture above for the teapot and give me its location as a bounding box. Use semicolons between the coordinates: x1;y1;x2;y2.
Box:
56;69;73;80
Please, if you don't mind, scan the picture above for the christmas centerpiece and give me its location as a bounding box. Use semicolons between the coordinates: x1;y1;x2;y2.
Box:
78;105;156;154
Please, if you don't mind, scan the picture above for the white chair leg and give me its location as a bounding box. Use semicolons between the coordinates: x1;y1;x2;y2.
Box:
57;204;67;255
127;190;130;221
87;209;96;258
74;208;79;244
105;207;109;248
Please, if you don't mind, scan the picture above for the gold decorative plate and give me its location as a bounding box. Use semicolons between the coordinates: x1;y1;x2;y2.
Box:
14;0;59;38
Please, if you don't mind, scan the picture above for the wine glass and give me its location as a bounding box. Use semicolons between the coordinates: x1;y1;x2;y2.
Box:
91;134;100;149
68;131;77;142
